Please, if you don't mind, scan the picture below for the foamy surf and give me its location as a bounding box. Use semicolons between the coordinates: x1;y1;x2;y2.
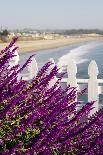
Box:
57;42;99;68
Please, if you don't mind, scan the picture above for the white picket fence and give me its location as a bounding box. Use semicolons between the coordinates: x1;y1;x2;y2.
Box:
9;50;103;115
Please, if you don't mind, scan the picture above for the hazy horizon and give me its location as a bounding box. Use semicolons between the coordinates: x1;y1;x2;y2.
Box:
0;0;103;30
5;28;103;31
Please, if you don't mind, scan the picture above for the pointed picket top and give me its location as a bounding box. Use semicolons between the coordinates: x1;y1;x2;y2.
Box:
88;60;99;77
48;58;58;89
67;59;78;103
13;50;20;65
67;59;77;89
67;59;77;76
48;58;56;73
8;46;21;80
9;46;20;67
49;58;55;65
49;58;56;69
49;58;62;73
28;57;38;79
88;60;99;115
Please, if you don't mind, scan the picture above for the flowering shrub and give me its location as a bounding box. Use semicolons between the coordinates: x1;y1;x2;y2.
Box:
0;38;103;155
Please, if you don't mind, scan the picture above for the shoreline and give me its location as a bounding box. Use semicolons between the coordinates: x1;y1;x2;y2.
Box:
0;37;103;54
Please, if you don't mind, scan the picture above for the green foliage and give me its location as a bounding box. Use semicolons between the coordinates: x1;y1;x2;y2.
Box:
0;29;9;36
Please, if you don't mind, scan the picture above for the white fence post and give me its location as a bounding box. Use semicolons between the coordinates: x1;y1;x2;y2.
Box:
88;60;99;115
48;58;58;89
27;57;38;79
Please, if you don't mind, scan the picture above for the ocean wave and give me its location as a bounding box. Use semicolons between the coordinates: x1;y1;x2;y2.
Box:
58;42;98;67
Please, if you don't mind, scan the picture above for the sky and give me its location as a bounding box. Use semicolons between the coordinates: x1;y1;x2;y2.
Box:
0;0;103;29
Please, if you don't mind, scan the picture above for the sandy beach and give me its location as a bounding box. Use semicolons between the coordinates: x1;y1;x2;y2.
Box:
0;37;103;54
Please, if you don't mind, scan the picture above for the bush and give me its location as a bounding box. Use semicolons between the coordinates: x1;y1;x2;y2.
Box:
0;37;103;154
0;29;9;36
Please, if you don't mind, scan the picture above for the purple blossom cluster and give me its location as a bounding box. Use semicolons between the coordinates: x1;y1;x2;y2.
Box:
0;38;103;155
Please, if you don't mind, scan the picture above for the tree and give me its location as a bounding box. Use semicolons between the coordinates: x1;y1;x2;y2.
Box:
0;29;9;36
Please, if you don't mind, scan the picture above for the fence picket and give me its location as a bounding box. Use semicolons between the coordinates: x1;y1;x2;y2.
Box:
10;52;102;113
9;46;20;67
67;59;77;87
9;47;20;80
48;58;58;88
27;57;38;79
88;60;99;115
67;59;78;102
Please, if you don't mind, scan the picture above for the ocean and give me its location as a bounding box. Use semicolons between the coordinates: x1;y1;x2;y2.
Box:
20;40;103;79
19;40;103;108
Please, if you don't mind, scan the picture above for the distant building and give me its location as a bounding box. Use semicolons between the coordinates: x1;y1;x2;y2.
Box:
44;34;54;40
